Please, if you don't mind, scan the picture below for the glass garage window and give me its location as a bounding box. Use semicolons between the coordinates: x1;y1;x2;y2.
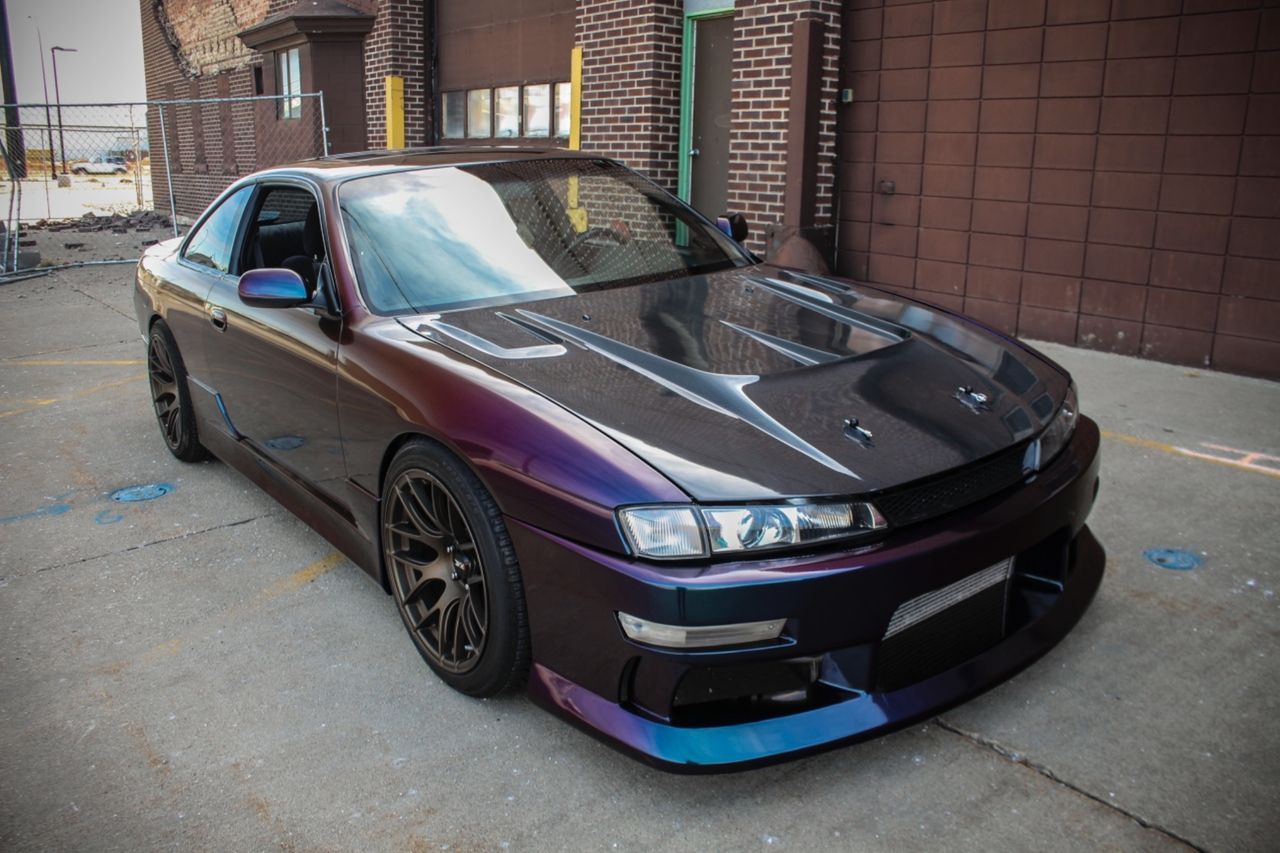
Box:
495;86;520;138
442;91;464;139
467;89;491;138
523;84;550;138
555;81;572;138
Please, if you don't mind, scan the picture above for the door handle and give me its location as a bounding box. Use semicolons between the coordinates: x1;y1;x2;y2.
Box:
209;307;227;331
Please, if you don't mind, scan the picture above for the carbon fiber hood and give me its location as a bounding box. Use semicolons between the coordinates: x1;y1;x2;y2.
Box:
399;266;1070;501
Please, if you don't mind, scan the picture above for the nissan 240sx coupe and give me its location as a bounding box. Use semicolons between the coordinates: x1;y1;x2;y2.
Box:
134;149;1103;771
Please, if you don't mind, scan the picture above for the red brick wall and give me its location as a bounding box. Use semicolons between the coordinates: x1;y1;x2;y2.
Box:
729;1;843;251
576;0;685;189
356;0;429;148
141;0;262;218
836;0;1280;379
577;2;844;255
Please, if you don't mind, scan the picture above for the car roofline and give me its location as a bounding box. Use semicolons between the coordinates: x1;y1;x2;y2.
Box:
264;146;612;178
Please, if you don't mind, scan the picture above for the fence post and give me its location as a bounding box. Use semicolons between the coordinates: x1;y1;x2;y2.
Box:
156;104;178;237
318;92;329;156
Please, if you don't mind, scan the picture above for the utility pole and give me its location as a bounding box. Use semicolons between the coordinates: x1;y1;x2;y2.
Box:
34;22;53;179
0;0;27;178
50;45;74;176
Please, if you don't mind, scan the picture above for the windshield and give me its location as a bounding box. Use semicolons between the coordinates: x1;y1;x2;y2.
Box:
338;158;754;314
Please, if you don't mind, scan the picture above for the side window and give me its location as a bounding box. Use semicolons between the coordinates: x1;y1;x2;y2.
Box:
183;186;253;274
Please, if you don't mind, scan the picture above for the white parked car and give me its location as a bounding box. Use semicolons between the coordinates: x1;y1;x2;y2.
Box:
72;157;128;175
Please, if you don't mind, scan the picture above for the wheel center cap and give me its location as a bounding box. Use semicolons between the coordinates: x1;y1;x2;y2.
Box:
451;552;474;583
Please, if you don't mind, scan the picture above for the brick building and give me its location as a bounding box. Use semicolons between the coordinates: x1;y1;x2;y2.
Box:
140;0;1280;378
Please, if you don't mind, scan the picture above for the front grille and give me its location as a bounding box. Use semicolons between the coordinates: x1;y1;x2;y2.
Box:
877;559;1013;692
872;443;1029;528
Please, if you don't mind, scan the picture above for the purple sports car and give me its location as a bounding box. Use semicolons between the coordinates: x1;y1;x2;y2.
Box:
134;149;1103;771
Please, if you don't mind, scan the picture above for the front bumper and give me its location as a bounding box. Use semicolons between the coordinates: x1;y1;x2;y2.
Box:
511;417;1104;772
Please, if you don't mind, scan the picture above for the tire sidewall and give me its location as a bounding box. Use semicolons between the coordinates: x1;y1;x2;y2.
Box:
149;320;205;462
382;442;527;697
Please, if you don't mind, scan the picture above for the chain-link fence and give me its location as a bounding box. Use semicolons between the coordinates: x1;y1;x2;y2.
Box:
1;93;327;273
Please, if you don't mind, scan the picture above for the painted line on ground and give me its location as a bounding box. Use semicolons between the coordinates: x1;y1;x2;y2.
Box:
0;358;145;367
1102;430;1280;481
0;374;145;419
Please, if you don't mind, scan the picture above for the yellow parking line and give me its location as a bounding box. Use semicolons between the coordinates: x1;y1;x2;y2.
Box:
0;374;146;419
1;358;144;367
258;551;347;600
1102;430;1280;481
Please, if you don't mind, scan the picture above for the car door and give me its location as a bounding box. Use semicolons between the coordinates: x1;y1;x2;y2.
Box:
166;184;256;388
199;180;348;502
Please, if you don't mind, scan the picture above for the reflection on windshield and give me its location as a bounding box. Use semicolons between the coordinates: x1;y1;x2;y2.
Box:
338;158;752;315
342;168;574;314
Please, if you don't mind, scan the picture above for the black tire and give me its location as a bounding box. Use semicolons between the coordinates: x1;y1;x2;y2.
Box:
147;320;211;463
382;440;530;697
72;168;85;175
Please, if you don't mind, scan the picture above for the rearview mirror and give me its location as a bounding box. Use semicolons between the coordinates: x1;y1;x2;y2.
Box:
716;212;748;243
238;268;310;309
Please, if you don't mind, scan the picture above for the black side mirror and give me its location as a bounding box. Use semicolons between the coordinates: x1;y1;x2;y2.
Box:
716;212;749;243
238;268;310;309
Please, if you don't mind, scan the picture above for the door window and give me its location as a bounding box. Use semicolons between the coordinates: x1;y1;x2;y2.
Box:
183;186;254;274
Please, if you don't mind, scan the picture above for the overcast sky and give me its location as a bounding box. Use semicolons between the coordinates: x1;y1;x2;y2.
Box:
6;0;147;104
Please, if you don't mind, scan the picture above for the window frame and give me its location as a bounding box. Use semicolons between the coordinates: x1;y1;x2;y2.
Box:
178;184;257;277
237;179;340;316
277;47;302;120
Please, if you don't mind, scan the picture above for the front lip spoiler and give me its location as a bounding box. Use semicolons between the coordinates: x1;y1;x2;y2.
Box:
528;527;1105;773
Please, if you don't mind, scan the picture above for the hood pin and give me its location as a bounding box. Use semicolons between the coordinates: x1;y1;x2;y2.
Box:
843;417;874;447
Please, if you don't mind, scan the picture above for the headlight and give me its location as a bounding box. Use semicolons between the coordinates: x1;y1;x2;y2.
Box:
618;500;886;560
1036;383;1079;468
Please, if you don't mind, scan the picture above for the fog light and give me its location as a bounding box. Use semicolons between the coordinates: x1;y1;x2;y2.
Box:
616;612;786;649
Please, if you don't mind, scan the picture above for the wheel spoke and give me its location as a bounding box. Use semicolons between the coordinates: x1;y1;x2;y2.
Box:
401;479;444;538
430;480;455;536
387;520;437;545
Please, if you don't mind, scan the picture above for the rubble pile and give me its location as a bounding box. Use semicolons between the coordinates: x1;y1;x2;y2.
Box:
30;210;172;235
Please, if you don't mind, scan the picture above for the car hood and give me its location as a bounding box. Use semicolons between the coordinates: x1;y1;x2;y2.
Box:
398;265;1069;501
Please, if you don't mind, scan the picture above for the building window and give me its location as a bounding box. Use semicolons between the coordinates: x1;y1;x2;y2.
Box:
442;91;465;139
524;84;550;138
467;89;491;138
442;82;571;141
277;47;301;119
495;86;520;138
555;81;572;138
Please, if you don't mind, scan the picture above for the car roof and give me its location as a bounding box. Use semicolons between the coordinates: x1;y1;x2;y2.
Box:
264;146;608;183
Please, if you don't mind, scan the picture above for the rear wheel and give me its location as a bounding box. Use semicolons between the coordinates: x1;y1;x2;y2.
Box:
147;320;210;462
382;441;529;697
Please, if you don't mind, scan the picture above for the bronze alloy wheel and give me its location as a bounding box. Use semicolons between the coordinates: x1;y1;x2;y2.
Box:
385;469;490;674
146;322;208;463
148;332;184;452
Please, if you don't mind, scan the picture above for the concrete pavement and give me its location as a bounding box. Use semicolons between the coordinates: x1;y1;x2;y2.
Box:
1;266;1276;851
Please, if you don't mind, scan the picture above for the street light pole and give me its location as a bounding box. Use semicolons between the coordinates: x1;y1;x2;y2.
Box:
50;45;75;176
32;22;54;179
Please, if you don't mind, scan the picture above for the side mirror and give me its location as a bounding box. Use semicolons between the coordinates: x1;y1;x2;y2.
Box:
238;268;310;309
716;212;749;243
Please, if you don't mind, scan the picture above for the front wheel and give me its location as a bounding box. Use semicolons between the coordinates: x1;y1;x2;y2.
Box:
382;441;530;697
147;321;210;462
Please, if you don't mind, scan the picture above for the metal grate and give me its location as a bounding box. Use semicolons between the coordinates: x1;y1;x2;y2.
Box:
877;559;1013;692
872;443;1029;528
884;558;1013;639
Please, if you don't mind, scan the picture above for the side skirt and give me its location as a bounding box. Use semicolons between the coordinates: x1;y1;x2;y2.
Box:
198;426;385;586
